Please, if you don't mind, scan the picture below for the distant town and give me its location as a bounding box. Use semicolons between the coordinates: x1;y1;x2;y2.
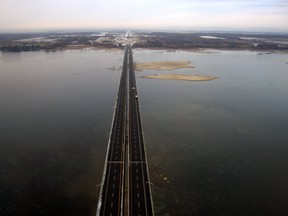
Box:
0;31;288;52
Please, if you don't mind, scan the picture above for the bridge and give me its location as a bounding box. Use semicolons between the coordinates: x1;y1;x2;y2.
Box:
97;44;154;216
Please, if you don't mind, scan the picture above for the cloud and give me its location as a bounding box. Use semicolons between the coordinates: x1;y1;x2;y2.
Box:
0;0;287;31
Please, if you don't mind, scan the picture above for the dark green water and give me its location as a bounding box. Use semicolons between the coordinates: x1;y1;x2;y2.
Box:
0;49;288;216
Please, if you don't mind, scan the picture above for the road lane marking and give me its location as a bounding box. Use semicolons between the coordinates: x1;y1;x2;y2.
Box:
98;46;153;215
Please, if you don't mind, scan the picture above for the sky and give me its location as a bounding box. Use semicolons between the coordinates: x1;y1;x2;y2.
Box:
0;0;287;32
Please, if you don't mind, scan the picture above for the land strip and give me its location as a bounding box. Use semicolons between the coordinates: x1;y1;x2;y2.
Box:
141;74;218;81
1;31;288;52
135;61;194;71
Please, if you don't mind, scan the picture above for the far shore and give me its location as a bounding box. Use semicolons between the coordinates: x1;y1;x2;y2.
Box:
60;45;122;51
1;43;287;54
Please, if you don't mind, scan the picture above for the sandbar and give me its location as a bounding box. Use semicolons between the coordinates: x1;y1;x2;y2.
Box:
135;61;194;71
141;74;218;81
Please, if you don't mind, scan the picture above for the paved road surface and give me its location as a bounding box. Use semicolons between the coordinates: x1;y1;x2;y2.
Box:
97;47;129;216
128;45;153;216
97;45;153;216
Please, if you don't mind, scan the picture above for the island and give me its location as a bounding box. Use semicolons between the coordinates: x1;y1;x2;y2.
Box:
135;61;194;71
141;74;218;81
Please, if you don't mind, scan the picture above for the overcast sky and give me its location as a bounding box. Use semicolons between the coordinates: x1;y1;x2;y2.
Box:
0;0;287;32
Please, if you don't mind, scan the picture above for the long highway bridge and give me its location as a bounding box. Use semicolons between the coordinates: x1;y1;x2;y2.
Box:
97;44;154;216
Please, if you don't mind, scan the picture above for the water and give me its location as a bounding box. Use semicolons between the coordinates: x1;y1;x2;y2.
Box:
1;49;288;215
0;49;123;215
135;49;288;216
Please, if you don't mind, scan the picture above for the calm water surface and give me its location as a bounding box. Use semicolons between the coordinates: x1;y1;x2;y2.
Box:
0;49;288;216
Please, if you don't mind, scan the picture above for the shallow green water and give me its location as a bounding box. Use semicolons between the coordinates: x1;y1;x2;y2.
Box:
0;49;288;215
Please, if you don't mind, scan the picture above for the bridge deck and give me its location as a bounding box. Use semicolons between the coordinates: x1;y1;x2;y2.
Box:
97;45;153;216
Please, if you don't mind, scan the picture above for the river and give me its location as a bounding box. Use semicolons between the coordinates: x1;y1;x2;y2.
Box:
0;48;288;215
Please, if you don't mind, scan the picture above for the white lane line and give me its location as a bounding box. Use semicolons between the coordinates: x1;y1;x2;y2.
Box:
111;202;113;208
113;184;115;188
112;192;114;197
137;193;140;198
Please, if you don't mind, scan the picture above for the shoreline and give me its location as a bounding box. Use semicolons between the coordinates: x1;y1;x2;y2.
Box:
1;44;288;54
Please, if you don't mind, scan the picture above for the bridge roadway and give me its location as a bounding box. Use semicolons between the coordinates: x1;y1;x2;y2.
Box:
128;45;154;216
97;46;128;216
97;45;153;216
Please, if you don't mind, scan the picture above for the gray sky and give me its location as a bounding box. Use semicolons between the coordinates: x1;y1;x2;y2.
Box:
0;0;287;32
